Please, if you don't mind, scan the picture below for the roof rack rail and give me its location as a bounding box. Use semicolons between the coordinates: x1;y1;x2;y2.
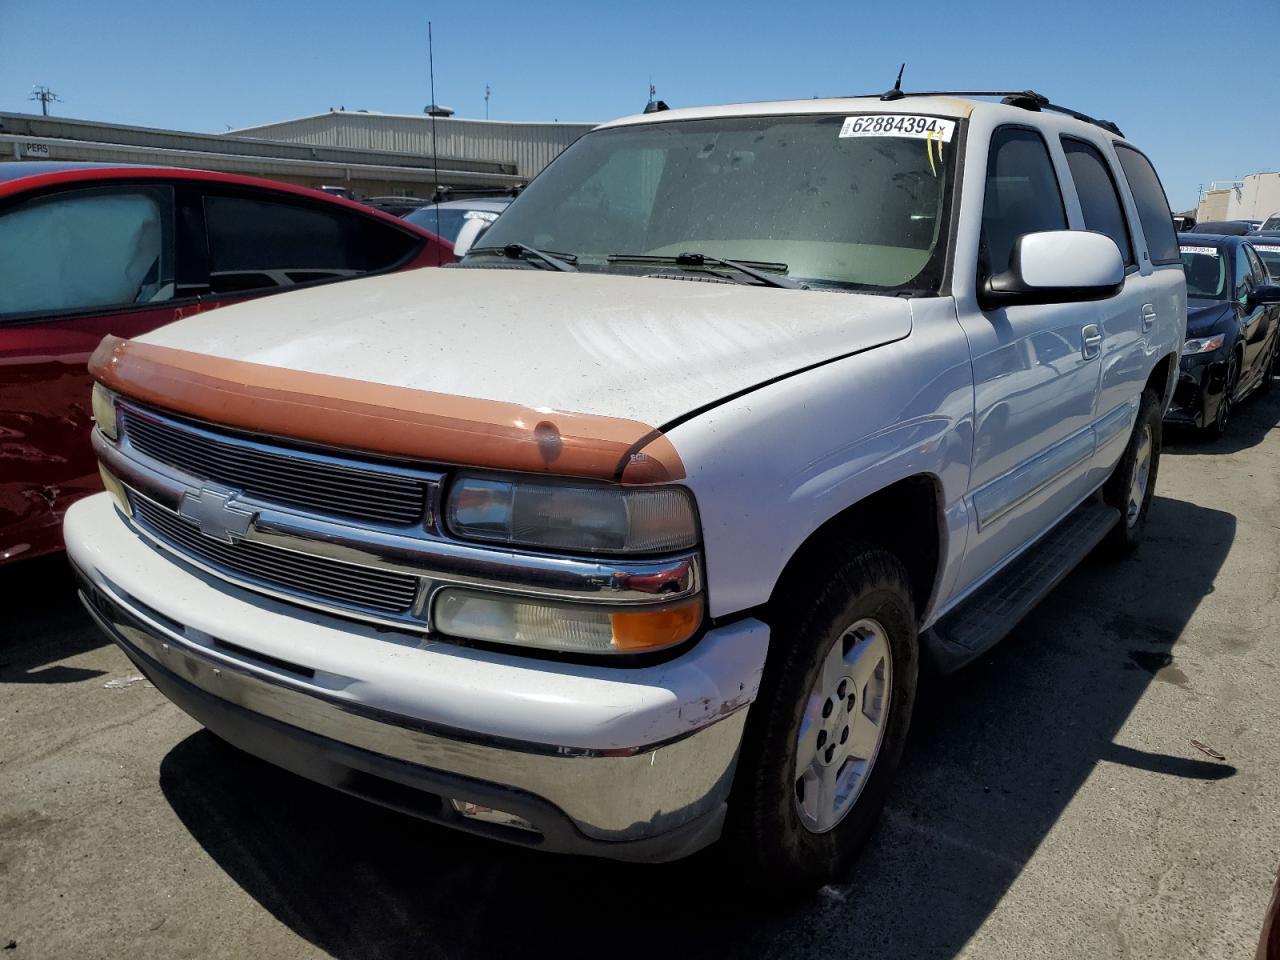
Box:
865;88;1124;138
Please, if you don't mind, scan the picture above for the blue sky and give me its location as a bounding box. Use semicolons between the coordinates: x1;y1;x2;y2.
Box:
2;0;1276;210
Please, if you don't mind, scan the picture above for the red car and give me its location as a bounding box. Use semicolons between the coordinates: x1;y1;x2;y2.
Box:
0;162;454;563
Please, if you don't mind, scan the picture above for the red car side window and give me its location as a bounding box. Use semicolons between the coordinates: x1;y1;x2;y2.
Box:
0;185;176;321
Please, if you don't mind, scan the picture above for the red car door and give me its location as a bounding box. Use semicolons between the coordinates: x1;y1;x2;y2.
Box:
0;182;188;562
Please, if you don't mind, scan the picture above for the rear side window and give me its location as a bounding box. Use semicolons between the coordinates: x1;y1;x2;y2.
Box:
981;127;1067;276
1254;242;1280;281
0;185;174;320
1061;138;1135;266
1113;145;1179;265
203;194;418;295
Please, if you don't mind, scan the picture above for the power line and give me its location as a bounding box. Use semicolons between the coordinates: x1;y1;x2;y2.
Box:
29;85;62;117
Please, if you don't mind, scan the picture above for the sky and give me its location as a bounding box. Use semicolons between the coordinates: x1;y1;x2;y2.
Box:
1;0;1277;212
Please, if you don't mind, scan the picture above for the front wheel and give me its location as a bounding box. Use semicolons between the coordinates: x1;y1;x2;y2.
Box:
1102;388;1161;555
1201;353;1239;440
723;544;918;891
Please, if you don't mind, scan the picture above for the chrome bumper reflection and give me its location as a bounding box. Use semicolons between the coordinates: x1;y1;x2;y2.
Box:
79;572;744;842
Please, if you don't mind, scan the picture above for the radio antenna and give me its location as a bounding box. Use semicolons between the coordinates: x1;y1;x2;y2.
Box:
881;63;906;101
428;21;442;262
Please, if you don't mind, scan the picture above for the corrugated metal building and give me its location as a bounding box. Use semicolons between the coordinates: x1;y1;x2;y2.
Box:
0;111;527;197
231;110;596;179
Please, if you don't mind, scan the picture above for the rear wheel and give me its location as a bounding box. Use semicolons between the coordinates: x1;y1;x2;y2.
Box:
724;544;918;891
1103;388;1161;555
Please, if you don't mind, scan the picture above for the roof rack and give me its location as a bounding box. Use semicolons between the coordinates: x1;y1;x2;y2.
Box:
868;88;1125;138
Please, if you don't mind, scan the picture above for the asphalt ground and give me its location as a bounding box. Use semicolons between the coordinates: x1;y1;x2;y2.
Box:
3;388;1279;959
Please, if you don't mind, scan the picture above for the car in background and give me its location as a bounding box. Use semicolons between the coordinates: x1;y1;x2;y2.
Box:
1259;212;1280;233
404;197;512;254
1253;238;1280;281
0;161;454;563
1189;220;1257;236
1168;234;1280;437
363;195;431;217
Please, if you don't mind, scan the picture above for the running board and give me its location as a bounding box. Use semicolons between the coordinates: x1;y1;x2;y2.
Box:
924;499;1121;673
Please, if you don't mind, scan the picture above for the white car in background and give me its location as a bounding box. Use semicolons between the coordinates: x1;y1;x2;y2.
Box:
404;197;512;256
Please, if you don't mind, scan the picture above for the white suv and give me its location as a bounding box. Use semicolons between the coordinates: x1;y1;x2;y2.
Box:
68;91;1186;889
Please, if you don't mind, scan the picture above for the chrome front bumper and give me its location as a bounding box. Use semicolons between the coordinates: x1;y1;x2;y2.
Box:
66;495;768;860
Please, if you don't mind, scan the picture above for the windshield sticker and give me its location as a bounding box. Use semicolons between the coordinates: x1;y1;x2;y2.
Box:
839;115;956;141
1180;246;1219;257
1254;244;1280;253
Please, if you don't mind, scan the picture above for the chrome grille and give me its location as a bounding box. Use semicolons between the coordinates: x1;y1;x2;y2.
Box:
120;406;430;527
132;496;420;615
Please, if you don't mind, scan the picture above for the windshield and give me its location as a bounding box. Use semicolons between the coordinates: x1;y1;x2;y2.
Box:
477;113;959;292
1263;215;1280;232
1254;243;1280;281
1180;244;1226;299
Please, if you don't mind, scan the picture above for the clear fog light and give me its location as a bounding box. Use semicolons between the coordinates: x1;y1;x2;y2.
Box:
433;588;703;654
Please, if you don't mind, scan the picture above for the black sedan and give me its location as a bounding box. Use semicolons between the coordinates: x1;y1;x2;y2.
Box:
1253;237;1280;281
1168;234;1280;437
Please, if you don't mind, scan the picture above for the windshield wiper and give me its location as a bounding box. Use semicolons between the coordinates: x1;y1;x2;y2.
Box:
606;252;807;289
471;243;577;272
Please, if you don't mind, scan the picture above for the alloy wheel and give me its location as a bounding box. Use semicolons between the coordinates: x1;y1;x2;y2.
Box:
793;618;892;833
1126;422;1152;528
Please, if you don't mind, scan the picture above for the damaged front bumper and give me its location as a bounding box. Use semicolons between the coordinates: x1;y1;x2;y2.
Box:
66;493;769;862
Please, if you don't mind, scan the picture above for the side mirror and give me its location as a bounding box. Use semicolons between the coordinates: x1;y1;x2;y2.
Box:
981;230;1124;308
1248;283;1280;306
452;218;491;258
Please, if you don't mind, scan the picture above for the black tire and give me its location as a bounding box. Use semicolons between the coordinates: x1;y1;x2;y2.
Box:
723;543;918;892
1200;352;1239;440
1102;388;1161;556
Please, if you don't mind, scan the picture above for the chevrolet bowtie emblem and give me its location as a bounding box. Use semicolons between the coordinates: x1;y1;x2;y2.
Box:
178;485;256;544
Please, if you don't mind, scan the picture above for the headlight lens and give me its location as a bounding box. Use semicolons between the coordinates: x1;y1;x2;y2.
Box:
1183;334;1226;356
446;476;698;554
91;383;118;440
433;589;703;654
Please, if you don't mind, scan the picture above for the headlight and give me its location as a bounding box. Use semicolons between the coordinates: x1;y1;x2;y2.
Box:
433;589;703;654
91;383;118;440
446;476;698;555
1183;334;1225;356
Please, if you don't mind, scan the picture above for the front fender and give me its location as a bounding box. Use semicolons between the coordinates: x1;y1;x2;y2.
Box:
667;297;974;621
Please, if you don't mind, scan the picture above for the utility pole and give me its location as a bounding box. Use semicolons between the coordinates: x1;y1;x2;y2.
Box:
29;85;61;116
484;84;490;120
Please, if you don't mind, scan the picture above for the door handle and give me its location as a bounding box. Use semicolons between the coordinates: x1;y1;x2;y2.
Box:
1082;324;1103;360
1141;303;1156;331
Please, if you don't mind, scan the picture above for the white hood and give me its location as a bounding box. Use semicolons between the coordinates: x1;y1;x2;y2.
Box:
140;268;912;425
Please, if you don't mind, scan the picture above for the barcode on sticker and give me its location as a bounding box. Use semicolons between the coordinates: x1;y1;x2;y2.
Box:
1181;246;1219;257
839;115;955;141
